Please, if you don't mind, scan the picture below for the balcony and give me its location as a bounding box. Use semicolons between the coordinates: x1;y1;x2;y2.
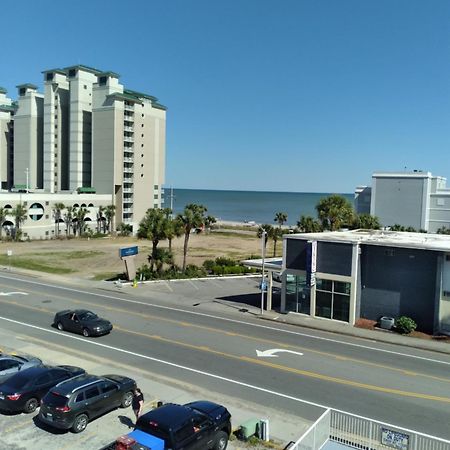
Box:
124;104;134;111
123;186;133;193
123;135;134;143
124;125;134;132
123;166;134;174
123;156;134;163
123;207;133;214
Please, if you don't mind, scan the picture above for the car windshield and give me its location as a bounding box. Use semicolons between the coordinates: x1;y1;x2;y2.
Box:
79;311;98;320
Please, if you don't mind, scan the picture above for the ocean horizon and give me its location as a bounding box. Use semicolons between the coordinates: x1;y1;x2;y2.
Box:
164;188;353;226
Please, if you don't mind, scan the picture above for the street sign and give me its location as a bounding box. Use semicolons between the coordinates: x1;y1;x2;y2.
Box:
7;250;12;257
119;246;138;258
260;281;267;292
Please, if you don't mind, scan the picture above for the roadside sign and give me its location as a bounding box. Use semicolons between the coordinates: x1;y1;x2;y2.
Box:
260;281;267;292
119;246;138;258
7;250;12;257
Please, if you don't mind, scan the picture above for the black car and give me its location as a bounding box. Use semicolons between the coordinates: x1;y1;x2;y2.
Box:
0;365;85;413
54;309;113;337
129;401;232;450
39;373;136;433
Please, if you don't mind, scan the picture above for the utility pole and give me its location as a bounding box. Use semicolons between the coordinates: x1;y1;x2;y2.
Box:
260;230;267;315
169;186;175;219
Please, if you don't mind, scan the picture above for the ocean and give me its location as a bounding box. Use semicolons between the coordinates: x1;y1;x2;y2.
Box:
166;189;353;226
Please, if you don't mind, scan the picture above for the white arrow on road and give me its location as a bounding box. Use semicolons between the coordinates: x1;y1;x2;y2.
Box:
0;292;28;296
256;349;303;358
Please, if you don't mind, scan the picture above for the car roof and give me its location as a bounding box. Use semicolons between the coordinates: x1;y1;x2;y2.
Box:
139;404;198;430
0;354;38;363
52;373;103;394
1;365;54;382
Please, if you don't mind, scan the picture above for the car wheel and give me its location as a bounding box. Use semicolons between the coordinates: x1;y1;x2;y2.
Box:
24;397;39;414
121;391;133;408
212;431;228;450
82;328;90;337
72;413;89;433
57;321;64;331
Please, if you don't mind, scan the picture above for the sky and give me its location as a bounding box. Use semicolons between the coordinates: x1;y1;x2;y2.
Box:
2;0;450;193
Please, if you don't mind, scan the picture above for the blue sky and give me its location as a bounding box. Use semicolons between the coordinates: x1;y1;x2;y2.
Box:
2;0;450;193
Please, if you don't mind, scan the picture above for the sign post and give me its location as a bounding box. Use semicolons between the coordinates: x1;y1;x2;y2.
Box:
119;246;139;281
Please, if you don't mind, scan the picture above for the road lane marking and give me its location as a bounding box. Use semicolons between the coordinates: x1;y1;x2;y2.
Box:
0;295;449;384
256;349;304;358
0;273;448;367
0;291;28;296
2;314;450;443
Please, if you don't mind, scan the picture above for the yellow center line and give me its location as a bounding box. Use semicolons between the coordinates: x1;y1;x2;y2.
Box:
112;325;450;403
0;289;449;385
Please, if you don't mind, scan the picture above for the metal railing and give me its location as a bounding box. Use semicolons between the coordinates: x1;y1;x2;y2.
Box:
285;409;450;450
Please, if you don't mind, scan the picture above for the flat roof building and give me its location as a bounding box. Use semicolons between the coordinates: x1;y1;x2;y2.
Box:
281;229;450;335
355;171;450;232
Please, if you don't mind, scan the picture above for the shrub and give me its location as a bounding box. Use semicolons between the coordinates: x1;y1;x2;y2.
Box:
395;316;417;334
215;257;236;267
202;259;215;271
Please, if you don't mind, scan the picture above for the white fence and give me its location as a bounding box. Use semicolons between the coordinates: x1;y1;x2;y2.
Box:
285;409;450;450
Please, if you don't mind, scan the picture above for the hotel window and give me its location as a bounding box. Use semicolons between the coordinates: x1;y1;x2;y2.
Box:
315;278;350;322
154;194;158;199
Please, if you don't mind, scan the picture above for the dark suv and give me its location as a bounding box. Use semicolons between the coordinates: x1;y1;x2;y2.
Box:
39;373;136;433
0;365;85;413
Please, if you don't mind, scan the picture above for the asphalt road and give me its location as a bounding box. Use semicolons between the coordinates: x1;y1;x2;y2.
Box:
0;272;449;441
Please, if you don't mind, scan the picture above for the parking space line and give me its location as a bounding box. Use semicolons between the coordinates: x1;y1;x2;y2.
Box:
162;281;173;292
187;280;199;290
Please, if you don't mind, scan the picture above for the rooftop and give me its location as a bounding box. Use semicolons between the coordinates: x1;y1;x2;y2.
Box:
288;229;450;252
0;86;7;94
16;83;38;90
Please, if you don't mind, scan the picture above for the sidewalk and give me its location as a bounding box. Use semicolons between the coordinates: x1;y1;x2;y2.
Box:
256;309;450;355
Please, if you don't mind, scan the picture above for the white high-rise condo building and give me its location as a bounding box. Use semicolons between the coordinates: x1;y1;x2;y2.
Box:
0;65;166;238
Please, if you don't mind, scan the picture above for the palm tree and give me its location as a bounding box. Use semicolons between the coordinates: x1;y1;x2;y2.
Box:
138;208;171;271
12;204;27;241
104;205;116;234
296;215;322;233
204;215;217;232
257;224;273;250
96;206;105;233
274;212;288;229
177;203;207;272
271;227;283;257
316;195;354;231
0;207;6;239
52;202;65;237
75;207;89;236
164;210;184;253
63;206;75;236
352;213;380;230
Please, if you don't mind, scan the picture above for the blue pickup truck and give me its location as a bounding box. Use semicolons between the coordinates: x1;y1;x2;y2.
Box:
116;401;232;450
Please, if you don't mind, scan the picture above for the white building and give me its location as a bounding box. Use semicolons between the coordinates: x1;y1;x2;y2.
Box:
0;64;167;238
355;171;450;232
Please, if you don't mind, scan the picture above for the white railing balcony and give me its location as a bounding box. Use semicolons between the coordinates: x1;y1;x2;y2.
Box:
123;136;134;143
123;156;134;163
123;207;133;213
124;126;134;132
123;187;133;193
123;175;134;182
123;167;134;173
124;104;134;111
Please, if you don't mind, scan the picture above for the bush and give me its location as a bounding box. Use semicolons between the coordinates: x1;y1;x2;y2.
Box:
214;257;236;267
395;316;417;334
203;259;215;271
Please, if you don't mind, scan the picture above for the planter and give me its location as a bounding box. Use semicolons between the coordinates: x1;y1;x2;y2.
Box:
380;316;395;330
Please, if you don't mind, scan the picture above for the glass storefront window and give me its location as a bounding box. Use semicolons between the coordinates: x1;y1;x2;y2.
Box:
285;273;310;314
333;294;350;321
315;291;332;318
316;278;351;322
316;278;332;292
334;281;351;295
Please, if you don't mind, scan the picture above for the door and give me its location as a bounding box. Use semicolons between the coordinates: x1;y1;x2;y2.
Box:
98;380;120;413
83;386;103;418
